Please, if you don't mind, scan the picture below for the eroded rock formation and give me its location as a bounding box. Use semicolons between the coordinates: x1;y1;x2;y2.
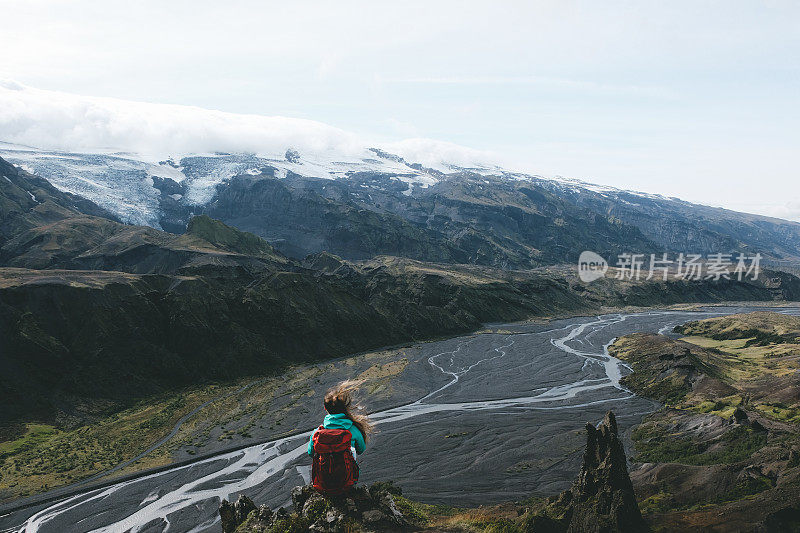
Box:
537;411;648;533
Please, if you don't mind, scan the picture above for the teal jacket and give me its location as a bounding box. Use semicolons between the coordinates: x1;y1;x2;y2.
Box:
307;413;366;456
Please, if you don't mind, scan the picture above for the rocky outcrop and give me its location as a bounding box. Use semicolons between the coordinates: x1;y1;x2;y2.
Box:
542;411;648;533
219;482;408;532
219;494;257;533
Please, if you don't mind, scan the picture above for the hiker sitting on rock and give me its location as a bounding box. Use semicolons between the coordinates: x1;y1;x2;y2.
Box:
308;380;374;495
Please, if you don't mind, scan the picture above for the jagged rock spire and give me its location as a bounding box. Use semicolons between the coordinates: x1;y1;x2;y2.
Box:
563;411;648;533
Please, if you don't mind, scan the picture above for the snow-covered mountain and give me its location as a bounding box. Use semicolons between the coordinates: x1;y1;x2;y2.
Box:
0;81;503;225
0;80;663;228
0;141;450;227
3;81;800;267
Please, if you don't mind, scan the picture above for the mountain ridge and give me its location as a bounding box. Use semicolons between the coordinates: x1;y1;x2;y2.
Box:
4;144;800;271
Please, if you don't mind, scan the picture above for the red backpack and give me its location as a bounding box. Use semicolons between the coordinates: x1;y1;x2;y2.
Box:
311;426;359;495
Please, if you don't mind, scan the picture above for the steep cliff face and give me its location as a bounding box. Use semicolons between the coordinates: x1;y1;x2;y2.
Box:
164;165;800;270
0;158;286;274
201;174;472;263
0;156;118;248
199;172;661;268
551;184;800;259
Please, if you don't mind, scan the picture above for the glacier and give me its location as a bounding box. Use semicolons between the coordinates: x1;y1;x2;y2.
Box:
0;81;677;230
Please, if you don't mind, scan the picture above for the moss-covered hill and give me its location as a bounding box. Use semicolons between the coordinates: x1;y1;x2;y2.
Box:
675;311;800;348
609;314;800;531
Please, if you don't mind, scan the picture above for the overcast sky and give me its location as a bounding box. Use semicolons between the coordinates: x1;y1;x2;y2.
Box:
1;0;799;220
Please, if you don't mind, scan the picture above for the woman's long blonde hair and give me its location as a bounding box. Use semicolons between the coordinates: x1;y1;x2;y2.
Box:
324;380;375;443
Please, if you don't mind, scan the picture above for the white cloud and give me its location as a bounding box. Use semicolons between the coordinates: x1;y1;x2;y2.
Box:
384;138;498;169
0;81;363;158
0;81;496;169
725;201;800;223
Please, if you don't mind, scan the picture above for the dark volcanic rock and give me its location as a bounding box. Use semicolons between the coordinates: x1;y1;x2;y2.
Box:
201;174;470;263
151;176;185;197
220;482;407;532
566;412;647;532
151;176;191;232
285;148;301;163
544;411;648;533
195;160;800;269
199;170;663;268
729;406;767;432
219;494;257;533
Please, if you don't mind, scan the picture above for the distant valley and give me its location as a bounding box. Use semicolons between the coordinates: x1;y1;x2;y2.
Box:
2;152;798;506
1;140;800;532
